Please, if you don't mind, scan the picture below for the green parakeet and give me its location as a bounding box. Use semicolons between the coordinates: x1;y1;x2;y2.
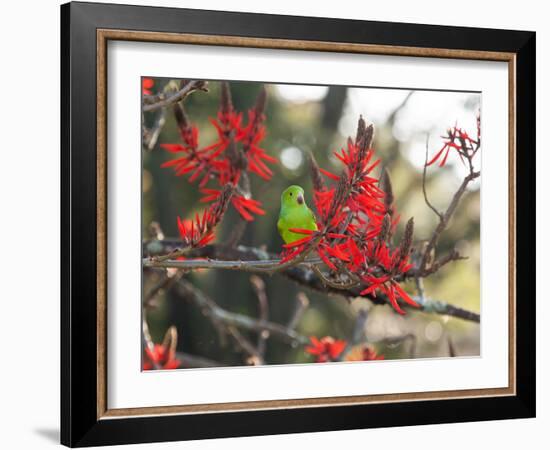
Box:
277;185;318;244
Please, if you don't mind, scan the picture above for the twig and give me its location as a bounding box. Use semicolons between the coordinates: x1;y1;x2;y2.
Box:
176;279;308;345
412;296;480;322
312;264;361;290
287;292;310;330
143;108;167;151
419;129;480;275
338;309;369;360
143;270;183;309
250;275;270;357
419;169;480;274
387;91;414;123
227;325;265;365
142;318;160;370
422;135;443;220
415;250;468;277
447;335;457;357
142;80;208;112
173;278;265;364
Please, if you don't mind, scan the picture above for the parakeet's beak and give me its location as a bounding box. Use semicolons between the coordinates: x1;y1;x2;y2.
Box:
297;193;304;205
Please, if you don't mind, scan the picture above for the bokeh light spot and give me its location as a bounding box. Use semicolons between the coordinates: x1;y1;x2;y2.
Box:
280;146;304;171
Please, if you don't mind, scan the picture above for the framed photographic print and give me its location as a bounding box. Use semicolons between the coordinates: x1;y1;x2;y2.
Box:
60;1;536;447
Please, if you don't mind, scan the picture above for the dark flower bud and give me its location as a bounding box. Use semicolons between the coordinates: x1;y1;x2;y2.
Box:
399;217;414;262
380;168;394;215
378;214;391;243
254;85;267;116
308;152;326;192
220;82;233;116
355;115;367;145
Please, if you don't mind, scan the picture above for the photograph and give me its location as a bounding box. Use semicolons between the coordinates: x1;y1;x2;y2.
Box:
56;2;536;446
141;78;481;370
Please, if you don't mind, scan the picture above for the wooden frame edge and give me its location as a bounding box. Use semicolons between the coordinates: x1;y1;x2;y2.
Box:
100;387;515;419
95;28;517;420
97;28;108;419
98;29;515;61
508;55;517;395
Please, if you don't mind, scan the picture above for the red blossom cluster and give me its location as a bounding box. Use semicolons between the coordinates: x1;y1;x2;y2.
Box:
175;184;233;248
305;336;384;363
143;343;181;370
305;336;347;362
143;327;181;370
284;117;419;314
161;82;276;223
427;118;480;167
142;77;154;95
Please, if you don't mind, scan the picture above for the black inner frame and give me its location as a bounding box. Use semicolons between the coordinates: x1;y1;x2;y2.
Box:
61;2;536;447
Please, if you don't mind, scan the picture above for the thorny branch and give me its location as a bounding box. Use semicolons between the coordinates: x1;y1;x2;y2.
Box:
418;166;480;276
142;80;208;112
176;278;309;345
143;240;480;323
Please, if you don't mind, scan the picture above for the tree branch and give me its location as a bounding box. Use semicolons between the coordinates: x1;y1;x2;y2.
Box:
143;108;167;151
287;292;310;330
143;240;480;323
422;135;443;220
419;169;480;274
175;279;309;345
419;130;480;275
142;80;208;112
250;275;270;357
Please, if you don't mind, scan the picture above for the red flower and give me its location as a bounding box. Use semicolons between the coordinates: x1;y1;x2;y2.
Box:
160;83;276;222
231;195;266;222
176;214;215;248
345;345;385;361
142;78;154;95
305;336;347;362
427;123;480;167
280;117;419;315
176;185;233;249
143;344;181;370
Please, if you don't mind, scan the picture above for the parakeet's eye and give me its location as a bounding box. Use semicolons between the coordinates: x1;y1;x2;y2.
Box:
289;192;293;196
